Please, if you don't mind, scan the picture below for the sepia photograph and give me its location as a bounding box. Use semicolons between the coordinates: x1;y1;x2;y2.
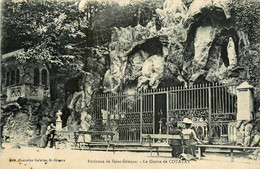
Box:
0;0;259;168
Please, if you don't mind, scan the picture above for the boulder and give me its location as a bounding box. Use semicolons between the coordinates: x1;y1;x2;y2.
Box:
188;0;232;19
250;134;260;147
2;112;31;144
138;55;165;90
156;0;187;27
243;136;251;147
245;123;253;137
236;131;244;145
193;26;217;71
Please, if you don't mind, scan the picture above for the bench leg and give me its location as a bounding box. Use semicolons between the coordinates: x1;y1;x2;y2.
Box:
230;149;234;162
113;145;115;154
156;147;159;156
198;147;201;160
88;144;91;152
150;148;153;157
107;144;110;152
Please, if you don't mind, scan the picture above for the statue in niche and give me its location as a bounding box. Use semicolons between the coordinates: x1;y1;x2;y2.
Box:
227;37;238;69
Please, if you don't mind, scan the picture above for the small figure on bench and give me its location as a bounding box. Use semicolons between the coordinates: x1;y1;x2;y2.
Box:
182;118;206;158
168;119;182;157
45;123;55;148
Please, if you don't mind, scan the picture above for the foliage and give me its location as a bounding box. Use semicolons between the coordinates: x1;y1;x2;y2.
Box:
231;0;260;43
238;43;260;100
2;0;259;97
230;0;260;99
91;0;159;45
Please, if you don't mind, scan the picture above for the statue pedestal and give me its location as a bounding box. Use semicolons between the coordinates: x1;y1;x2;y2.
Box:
56;120;62;131
236;81;254;121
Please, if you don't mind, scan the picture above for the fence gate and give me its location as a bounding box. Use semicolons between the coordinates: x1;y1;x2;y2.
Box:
92;92;155;143
209;85;237;142
92;84;238;143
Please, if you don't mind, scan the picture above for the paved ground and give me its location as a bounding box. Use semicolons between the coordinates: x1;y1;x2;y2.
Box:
1;143;259;169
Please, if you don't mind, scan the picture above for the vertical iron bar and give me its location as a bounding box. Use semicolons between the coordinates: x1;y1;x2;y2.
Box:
208;87;212;141
153;94;155;134
186;89;188;109
203;84;205;108
212;86;215;114
188;87;190;109
218;86;221;114
166;91;169;135
180;88;183;110
106;97;109;131
231;86;234;113
222;86;224;115
140;93;143;144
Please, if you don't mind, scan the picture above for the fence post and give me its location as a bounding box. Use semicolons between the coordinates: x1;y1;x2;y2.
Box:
140;93;143;144
236;81;254;121
208;87;212;141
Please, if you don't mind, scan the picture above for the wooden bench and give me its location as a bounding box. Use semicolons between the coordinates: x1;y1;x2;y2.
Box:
74;131;115;153
141;134;190;156
197;145;260;162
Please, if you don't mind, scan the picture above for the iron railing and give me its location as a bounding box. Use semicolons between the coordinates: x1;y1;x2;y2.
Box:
92;83;238;143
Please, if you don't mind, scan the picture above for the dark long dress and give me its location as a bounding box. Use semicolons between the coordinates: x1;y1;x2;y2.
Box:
169;128;182;157
182;128;205;156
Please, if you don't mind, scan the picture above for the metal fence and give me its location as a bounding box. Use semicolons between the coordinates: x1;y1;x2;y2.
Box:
92;83;237;143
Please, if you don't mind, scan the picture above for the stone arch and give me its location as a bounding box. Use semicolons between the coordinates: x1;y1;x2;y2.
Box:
218;28;239;68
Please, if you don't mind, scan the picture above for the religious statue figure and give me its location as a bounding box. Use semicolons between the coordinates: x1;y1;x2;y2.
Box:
56;110;62;121
80;111;92;131
227;37;238;69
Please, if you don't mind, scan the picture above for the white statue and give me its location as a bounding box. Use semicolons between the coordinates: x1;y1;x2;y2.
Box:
227;37;238;69
56;110;62;121
56;110;62;131
80;111;92;131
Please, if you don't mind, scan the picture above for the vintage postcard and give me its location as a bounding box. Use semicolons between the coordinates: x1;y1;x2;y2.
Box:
1;0;259;169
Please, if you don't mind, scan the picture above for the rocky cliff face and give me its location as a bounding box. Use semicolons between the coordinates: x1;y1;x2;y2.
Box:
103;0;250;93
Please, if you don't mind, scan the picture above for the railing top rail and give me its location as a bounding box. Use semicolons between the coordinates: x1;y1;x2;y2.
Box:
94;83;239;98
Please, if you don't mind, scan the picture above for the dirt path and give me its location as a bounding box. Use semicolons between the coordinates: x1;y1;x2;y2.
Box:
1;143;259;169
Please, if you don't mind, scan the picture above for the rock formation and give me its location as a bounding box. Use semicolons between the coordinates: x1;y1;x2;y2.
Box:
103;0;249;93
234;120;260;147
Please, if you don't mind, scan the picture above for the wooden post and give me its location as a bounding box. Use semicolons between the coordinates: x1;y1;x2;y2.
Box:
208;87;212;141
230;149;234;162
198;147;201;159
140;94;143;144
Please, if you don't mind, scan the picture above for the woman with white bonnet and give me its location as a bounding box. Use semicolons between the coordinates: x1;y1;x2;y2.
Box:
182;118;205;158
